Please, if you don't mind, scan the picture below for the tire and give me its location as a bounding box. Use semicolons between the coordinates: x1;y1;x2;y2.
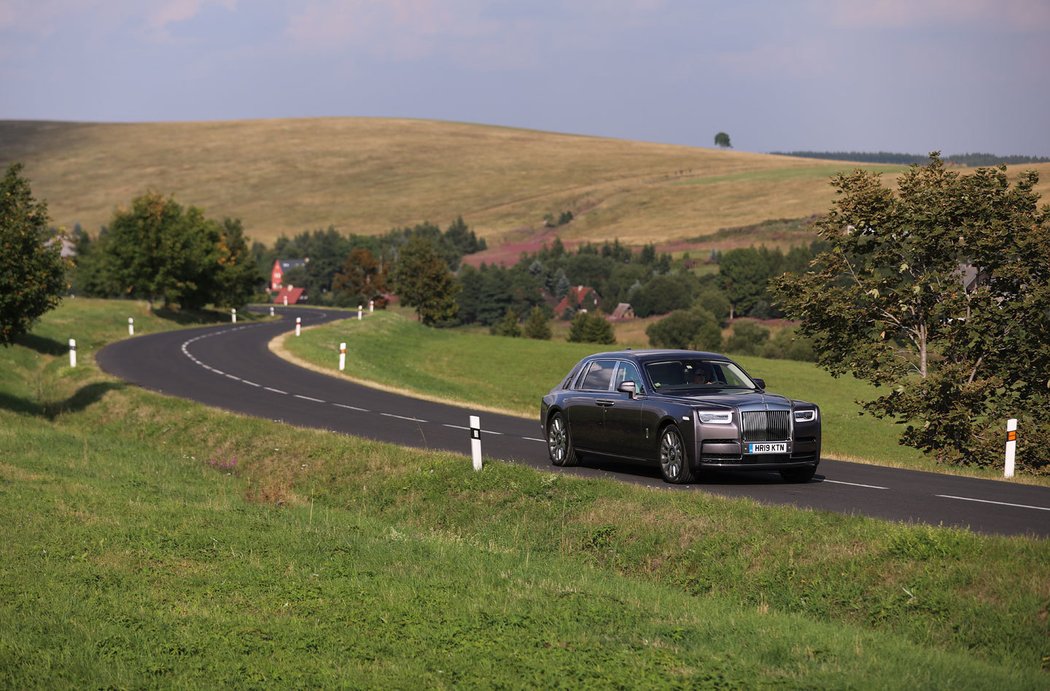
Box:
659;424;694;484
547;412;578;467
780;466;817;483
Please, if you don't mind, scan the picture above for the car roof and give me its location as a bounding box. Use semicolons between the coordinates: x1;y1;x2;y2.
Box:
583;349;733;363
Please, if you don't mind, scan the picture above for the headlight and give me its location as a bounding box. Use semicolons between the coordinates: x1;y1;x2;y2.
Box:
697;410;732;424
793;409;818;423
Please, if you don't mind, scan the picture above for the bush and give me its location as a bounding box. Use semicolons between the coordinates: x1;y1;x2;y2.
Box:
693;287;731;325
760;326;816;362
522;306;552;340
490;308;521;337
646;309;722;351
567;311;615;344
725;321;770;355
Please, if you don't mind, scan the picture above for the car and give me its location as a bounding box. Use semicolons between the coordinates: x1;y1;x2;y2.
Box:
540;350;821;483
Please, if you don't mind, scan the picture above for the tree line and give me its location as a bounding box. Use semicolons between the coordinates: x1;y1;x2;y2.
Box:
771;151;1050;166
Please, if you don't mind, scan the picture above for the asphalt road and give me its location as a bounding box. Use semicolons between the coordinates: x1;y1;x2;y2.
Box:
97;306;1050;539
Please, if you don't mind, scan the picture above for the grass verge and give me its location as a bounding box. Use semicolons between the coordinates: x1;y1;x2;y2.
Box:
2;299;1048;686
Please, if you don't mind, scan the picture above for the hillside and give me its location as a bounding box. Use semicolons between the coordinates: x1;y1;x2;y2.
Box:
3;118;1049;247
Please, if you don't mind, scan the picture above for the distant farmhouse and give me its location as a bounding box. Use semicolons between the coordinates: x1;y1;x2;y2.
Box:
270;258;307;292
555;285;601;319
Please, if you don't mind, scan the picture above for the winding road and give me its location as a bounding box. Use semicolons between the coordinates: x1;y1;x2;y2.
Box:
97;306;1050;538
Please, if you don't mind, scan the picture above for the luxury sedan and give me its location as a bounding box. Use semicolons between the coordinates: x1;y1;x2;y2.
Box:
540;350;821;483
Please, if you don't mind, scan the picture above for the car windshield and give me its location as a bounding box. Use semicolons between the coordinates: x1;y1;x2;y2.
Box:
644;358;755;391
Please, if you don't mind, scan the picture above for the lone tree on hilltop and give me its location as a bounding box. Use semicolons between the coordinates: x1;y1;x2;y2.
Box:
772;154;1050;473
0;164;67;346
714;132;732;148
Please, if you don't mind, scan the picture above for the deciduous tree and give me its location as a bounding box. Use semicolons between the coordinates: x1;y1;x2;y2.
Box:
0;164;67;346
394;235;460;326
773;155;1050;471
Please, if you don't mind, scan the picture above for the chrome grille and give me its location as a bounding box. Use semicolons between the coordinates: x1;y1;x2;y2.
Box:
740;410;790;441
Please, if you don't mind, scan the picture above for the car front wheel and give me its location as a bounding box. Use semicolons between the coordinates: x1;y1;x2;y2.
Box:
659;424;694;484
547;412;578;467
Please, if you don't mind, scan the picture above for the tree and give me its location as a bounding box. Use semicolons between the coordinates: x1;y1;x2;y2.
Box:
212;218;262;309
714;132;732;148
490;308;521;337
0;164;67;345
101;192;220;309
567;311;615;344
394;235;460;326
523;306;552;340
646;308;721;350
772;154;1050;472
332;247;386;307
724;321;770;355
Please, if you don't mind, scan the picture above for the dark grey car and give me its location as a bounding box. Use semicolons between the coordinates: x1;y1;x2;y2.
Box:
540;350;821;483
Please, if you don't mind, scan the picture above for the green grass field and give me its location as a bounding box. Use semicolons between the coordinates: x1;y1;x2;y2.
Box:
3;299;1049;686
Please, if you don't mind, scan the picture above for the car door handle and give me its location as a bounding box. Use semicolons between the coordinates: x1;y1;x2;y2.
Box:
596;399;615;407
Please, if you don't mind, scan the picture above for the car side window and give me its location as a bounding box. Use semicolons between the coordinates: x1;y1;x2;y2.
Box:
614;361;644;394
578;359;616;391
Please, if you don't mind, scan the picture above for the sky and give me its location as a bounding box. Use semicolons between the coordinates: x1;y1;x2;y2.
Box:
1;0;1048;156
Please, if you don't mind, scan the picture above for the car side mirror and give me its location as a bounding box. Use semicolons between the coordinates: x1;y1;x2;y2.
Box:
617;380;638;398
753;378;766;390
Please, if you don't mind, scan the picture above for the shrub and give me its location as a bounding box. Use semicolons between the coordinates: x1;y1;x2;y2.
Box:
646;309;722;351
490;308;521;337
567;311;615;344
725;321;770;355
522;306;552;340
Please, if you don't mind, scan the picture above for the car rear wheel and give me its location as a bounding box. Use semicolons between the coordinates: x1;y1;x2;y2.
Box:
659;424;694;484
780;466;816;483
547;412;578;467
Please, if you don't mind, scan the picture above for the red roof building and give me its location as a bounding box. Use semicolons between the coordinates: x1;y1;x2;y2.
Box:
273;285;305;305
554;285;601;318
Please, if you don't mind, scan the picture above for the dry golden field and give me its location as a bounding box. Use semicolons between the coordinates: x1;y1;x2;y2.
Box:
3;117;1048;247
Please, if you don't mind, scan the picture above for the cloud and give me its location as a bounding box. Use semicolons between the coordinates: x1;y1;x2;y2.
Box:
285;0;499;59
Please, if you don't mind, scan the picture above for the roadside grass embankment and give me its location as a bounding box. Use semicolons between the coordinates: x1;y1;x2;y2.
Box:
2;299;1048;686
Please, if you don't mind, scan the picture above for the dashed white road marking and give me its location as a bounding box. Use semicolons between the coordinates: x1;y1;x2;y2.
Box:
936;494;1050;512
294;394;326;404
242;380;260;388
264;386;288;395
821;479;889;490
481;429;503;436
334;403;369;412
443;423;470;431
381;412;427;423
523;437;546;443
224;373;241;381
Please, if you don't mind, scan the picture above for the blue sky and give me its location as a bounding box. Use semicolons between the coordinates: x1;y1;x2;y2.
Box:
2;0;1048;155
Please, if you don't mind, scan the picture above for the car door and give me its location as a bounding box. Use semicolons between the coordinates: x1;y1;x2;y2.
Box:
565;359;616;451
602;360;648;458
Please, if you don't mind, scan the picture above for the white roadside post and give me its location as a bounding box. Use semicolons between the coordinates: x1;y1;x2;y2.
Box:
269;306;275;317
339;342;346;371
1004;418;1018;479
357;305;363;320
295;317;302;337
128;317;134;336
369;299;374;313
68;338;77;368
470;415;483;471
231;308;237;324
283;295;288;306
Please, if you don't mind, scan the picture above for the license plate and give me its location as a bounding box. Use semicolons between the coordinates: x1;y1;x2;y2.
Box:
747;442;788;454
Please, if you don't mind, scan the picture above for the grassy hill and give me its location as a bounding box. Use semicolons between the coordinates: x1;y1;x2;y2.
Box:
7;117;1047;249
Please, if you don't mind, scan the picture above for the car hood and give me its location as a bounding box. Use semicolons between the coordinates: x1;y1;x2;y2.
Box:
657;390;794;409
